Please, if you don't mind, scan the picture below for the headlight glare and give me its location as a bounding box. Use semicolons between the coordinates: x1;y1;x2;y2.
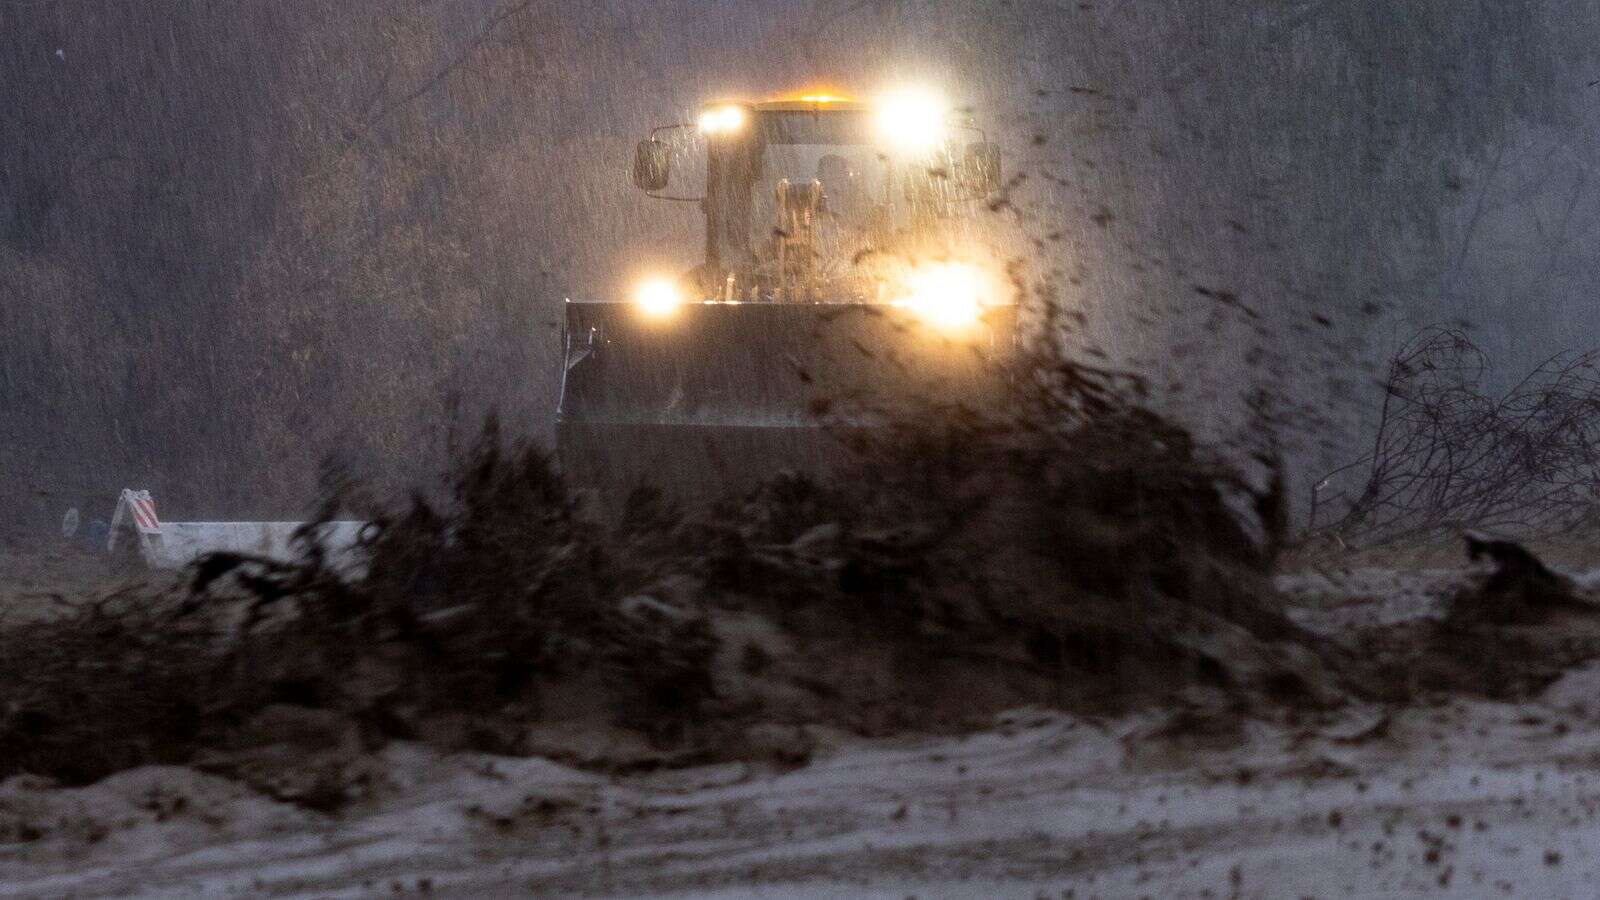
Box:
634;278;682;318
876;88;946;152
697;104;745;135
901;263;986;330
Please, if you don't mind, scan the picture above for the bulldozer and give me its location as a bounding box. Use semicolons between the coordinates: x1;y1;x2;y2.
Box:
557;90;1019;503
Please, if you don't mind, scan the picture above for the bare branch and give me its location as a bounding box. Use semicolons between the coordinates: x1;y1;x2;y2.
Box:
1310;327;1600;546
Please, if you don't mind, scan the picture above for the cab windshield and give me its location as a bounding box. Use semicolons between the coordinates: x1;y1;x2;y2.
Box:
749;110;887;276
697;107;978;293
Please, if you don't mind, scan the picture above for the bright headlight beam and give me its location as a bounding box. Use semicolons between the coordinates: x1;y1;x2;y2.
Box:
902;263;985;330
697;104;745;135
876;87;947;152
634;277;682;318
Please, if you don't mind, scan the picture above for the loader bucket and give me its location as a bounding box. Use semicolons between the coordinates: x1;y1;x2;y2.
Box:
556;299;1017;503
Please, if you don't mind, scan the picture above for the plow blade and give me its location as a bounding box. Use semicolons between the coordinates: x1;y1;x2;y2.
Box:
557;300;1016;501
557;422;865;503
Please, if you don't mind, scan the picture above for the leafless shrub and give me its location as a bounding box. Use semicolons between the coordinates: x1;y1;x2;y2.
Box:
1309;327;1600;547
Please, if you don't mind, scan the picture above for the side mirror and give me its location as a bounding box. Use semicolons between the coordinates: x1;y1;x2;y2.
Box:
962;141;1002;194
632;140;671;192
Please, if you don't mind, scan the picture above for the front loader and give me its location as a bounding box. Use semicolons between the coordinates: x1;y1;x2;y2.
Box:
557;90;1018;502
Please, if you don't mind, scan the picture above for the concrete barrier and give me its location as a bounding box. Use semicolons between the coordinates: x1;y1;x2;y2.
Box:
108;489;367;571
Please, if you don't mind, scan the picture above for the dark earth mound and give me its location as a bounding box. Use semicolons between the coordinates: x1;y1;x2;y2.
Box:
5;403;1600;806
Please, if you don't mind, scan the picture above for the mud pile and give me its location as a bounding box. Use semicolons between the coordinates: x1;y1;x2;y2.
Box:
0;393;1335;792
678;407;1332;728
6;399;1600;803
1351;534;1600;701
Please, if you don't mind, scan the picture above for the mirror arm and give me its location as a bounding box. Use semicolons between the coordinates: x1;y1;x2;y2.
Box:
636;122;696;195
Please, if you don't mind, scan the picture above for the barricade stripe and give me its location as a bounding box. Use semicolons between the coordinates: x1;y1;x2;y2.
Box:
132;499;159;531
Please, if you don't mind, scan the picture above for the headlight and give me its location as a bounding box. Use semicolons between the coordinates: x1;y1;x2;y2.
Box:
697;104;745;135
633;277;682;318
900;262;987;330
876;87;946;152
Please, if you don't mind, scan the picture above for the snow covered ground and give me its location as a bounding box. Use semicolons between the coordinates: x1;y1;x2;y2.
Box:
1276;568;1463;632
7;679;1600;896
7;566;1600;897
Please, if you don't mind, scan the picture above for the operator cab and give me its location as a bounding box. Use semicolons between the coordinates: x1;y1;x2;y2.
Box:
631;93;1002;303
